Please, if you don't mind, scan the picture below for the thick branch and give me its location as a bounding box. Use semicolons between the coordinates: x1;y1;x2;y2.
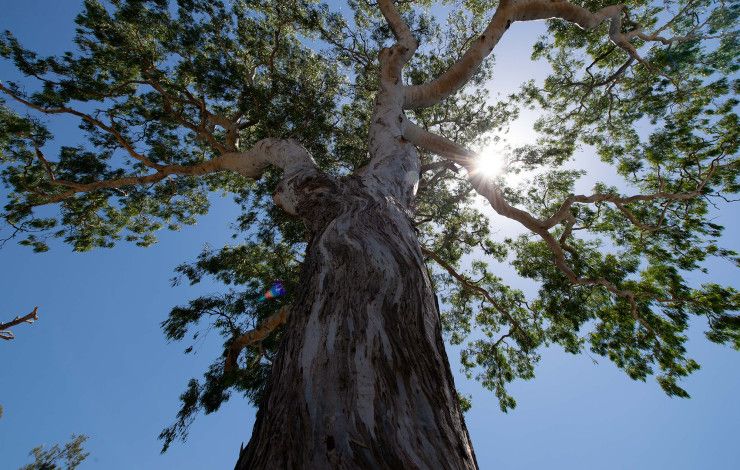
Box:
377;0;418;65
30;138;316;206
404;0;695;109
368;1;420;117
0;306;39;341
403;3;511;108
2;77;318;209
362;2;421;205
224;306;289;372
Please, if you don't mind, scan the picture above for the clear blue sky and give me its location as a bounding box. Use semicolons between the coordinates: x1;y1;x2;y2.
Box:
1;1;738;469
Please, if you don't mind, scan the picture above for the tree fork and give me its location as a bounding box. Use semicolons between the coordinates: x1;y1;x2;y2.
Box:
237;8;476;463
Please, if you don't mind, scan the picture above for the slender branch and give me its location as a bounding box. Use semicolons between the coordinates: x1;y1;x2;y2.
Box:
141;76;230;154
542;161;723;229
422;247;531;344
492;329;514;349
224;306;289;372
0;306;39;341
0;82;162;170
34;146;57;182
566;57;634;91
313;21;373;67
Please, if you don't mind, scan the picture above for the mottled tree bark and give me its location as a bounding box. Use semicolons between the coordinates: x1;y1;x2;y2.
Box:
235;173;477;469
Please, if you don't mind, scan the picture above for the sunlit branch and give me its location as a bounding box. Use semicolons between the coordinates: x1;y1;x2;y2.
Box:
224;305;289;372
403;122;718;337
403;121;545;229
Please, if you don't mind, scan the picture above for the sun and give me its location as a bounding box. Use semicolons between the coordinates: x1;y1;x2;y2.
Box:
474;147;505;178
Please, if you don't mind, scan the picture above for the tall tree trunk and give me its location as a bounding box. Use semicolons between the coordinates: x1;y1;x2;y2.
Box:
235;174;478;469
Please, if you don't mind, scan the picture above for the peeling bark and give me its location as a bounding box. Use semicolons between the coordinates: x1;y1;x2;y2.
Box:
236;175;476;469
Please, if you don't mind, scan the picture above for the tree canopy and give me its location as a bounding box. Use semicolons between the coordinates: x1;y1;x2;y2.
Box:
1;0;738;453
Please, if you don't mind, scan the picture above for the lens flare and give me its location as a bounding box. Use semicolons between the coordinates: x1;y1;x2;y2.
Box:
259;281;286;301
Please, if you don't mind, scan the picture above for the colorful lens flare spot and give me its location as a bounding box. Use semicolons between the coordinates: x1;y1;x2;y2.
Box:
260;281;286;301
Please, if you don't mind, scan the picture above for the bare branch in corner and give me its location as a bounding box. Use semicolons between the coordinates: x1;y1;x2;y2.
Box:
0;306;39;341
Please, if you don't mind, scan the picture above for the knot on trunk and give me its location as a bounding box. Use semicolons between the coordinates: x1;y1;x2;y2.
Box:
274;168;342;231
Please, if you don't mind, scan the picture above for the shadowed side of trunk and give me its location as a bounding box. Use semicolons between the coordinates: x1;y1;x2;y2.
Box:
235;177;477;469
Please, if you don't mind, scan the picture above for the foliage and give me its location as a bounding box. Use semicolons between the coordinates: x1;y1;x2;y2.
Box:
1;0;738;450
18;434;89;470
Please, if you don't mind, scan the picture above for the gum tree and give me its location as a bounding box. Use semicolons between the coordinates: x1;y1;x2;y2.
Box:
1;0;738;468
